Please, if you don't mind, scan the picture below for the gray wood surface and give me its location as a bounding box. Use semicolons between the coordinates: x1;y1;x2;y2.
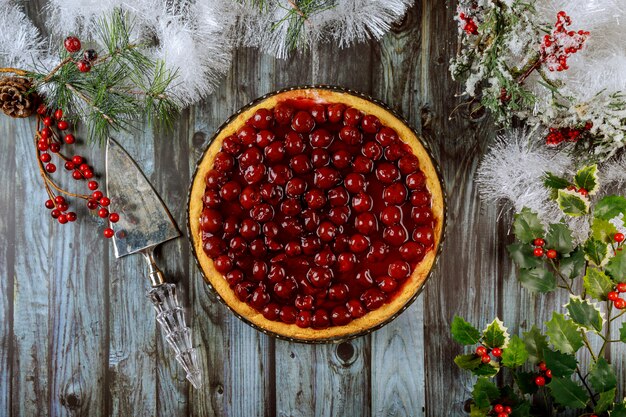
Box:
3;1;622;416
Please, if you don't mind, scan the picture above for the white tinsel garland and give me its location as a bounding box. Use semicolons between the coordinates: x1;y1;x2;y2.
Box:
0;0;412;106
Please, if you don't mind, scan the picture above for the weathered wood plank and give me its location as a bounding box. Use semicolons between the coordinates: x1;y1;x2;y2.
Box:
47;130;108;417
370;6;427;417
0;112;17;417
11;117;52;417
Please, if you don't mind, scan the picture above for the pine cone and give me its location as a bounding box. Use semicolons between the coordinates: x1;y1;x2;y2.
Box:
0;77;38;118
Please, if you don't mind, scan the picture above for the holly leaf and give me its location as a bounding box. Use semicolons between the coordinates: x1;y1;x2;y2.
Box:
574;164;599;195
523;326;548;363
472;378;500;409
473;363;499;377
513;208;544;244
594;195;626;220
566;296;604;333
588;358;617;393
509;401;531;417
557;188;590;217
543;348;577;378
507;243;543;269
611;401;626;417
469;405;488;417
547;377;588;408
518;268;556;293
543;172;570;190
620;322;626;343
606;249;626;282
594;388;616;414
454;354;481;370
546;223;574;254
584;268;614;301
559;248;585;279
584;239;610;267
501;335;528;368
482;318;510;348
451;316;481;345
515;371;539;395
545;312;583;354
592;217;619;244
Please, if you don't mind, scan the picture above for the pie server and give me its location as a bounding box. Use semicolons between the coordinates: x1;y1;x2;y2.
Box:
105;137;202;388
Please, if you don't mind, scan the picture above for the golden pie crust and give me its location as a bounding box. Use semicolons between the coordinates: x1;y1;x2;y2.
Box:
189;87;445;342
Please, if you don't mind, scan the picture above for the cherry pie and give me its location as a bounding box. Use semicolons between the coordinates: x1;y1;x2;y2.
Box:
189;87;445;341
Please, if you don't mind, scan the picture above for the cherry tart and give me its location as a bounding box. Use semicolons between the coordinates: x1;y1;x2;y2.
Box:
189;87;445;342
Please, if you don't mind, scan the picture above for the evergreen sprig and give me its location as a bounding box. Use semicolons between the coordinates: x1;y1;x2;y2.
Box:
26;9;179;143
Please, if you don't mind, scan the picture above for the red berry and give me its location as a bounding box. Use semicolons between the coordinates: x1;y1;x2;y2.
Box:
72;155;83;165
49;142;61;153
504;406;512;414
614;298;626;309
533;247;544;257
533;238;545;246
481;354;491;364
43;116;53;127
497;413;507;417
45;199;55;209
64;161;75;171
103;228;114;238
40;153;51;163
67;212;77;222
64;36;81;52
535;376;546;386
491;347;502;357
475;345;488;356
109;213;120;223
88;180;98;190
608;291;620;301
493;404;504;413
54;109;63;119
58;214;68;224
615;233;625;243
91;191;103;200
77;60;91;73
546;249;557;259
45;163;56;173
617;283;626;293
538;361;547;371
545;369;552;378
578;188;588;196
72;170;82;180
57;120;69;130
99;197;110;207
98;208;109;218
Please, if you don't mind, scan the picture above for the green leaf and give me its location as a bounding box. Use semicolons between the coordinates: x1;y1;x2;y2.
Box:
620;322;626;343
482;318;510;348
546;223;574;254
543;348;577;378
523;326;548;363
472;378;500;409
469;405;488;417
612;401;626;417
589;358;617;393
574;164;599;195
595;195;626;220
584;239;610;267
592;217;619;244
594;388;616;413
454;354;481;370
473;363;499;377
584;268;614;301
507;243;543;269
547;377;588;408
559;248;586;279
501;335;528;368
518;268;556;293
451;316;481;345
566;296;604;332
557;188;590;217
607;249;626;282
513;208;544;244
509;401;531;417
543;172;570;190
515;371;539;395
545;312;584;354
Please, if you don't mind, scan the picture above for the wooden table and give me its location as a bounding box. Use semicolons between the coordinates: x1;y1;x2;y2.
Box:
6;1;614;416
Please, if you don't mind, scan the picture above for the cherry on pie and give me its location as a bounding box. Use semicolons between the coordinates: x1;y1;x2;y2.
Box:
188;87;445;342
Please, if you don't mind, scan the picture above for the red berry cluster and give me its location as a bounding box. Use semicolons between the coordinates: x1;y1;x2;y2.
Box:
458;12;478;35
475;344;502;364
35;105;119;238
540;11;589;72
545;122;592;146
534;361;552;386
531;238;557;259
607;275;626;309
64;36;98;73
490;403;512;417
